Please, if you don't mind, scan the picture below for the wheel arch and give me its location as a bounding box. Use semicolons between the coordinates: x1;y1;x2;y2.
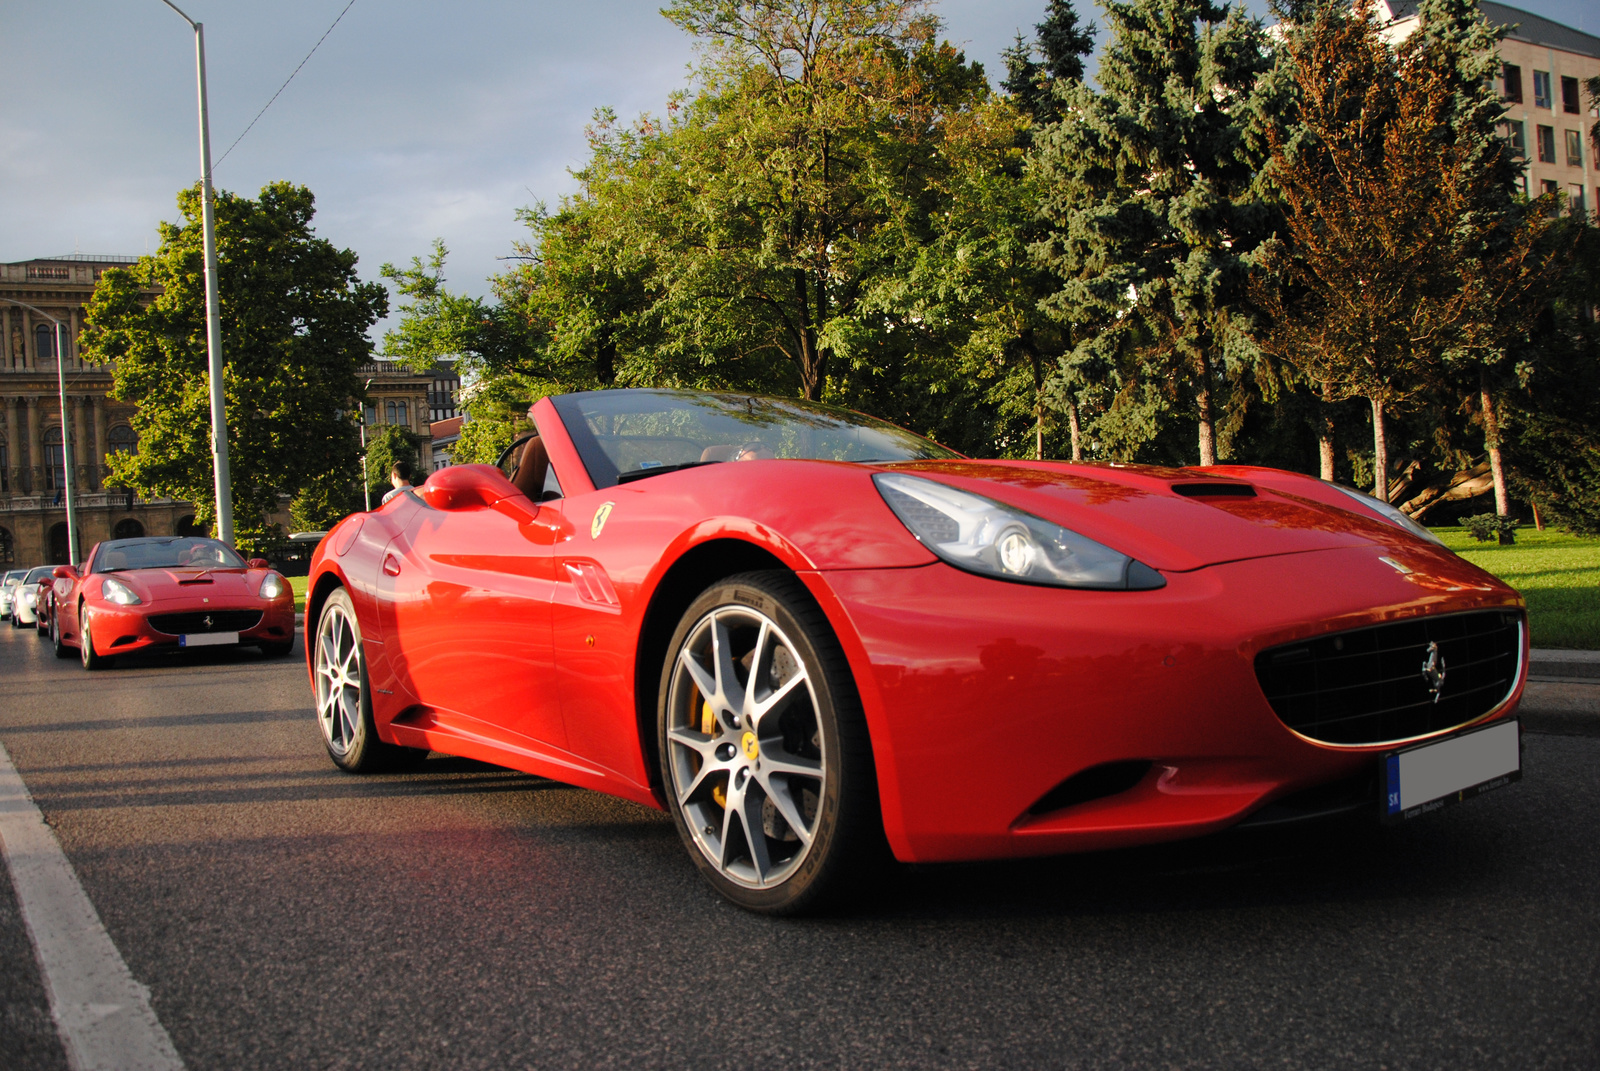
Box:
306;567;348;642
632;538;794;804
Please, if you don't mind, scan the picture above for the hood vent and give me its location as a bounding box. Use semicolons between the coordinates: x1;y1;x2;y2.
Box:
1172;482;1256;498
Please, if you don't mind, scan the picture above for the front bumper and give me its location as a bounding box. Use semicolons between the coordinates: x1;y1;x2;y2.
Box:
805;544;1525;864
83;597;296;656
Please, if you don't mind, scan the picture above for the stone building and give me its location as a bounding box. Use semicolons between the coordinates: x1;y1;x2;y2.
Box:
0;254;190;566
1;254;458;565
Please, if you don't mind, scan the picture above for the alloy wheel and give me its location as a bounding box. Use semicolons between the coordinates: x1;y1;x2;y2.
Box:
665;604;826;889
314;601;364;756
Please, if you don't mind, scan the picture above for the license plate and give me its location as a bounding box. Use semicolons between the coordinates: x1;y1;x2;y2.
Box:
1384;719;1520;821
180;632;238;648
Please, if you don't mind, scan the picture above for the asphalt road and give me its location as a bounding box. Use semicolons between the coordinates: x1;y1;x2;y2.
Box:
0;624;1596;1071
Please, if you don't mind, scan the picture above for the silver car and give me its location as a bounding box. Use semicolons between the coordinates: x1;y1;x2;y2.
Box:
1;568;30;620
11;566;55;628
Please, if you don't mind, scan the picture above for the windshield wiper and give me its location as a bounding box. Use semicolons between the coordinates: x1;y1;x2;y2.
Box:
615;460;719;484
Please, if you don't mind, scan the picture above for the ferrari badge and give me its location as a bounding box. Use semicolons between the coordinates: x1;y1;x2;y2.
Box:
590;502;615;540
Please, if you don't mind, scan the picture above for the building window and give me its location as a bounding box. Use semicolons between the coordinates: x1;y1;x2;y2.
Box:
34;323;56;360
44;427;65;491
385;400;396;424
1562;76;1580;115
1533;70;1552;109
364;402;377;426
0;441;7;492
1537;125;1556;163
396;401;408;428
1505;119;1526;158
113;518;144;540
1567;129;1584;168
1573;185;1587;215
1502;63;1522;103
0;526;12;564
106;425;137;455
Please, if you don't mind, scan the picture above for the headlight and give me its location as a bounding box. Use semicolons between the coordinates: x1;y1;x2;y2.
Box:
1326;483;1445;546
874;473;1165;589
102;577;142;606
259;573;286;599
22;591;37;606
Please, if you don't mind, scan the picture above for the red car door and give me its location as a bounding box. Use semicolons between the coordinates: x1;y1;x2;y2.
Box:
380;495;567;750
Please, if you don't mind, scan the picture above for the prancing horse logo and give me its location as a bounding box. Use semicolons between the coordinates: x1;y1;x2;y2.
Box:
1421;641;1447;703
203;615;214;631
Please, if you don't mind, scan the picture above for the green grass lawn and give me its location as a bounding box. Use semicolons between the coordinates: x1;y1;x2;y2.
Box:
1432;525;1600;650
290;574;308;615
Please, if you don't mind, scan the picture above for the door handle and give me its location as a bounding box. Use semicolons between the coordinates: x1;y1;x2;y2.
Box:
382;554;402;577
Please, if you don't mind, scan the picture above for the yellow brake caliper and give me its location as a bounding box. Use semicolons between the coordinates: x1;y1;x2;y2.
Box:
698;693;728;809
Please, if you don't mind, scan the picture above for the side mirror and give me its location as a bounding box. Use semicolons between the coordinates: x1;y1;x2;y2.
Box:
52;565;77;580
248;558;270;569
421;464;525;512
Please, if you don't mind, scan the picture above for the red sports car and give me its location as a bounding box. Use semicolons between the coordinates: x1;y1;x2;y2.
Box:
306;389;1526;913
51;536;297;669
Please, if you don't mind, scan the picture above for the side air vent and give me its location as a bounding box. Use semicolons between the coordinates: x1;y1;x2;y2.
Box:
1027;760;1153;817
1172;482;1256;498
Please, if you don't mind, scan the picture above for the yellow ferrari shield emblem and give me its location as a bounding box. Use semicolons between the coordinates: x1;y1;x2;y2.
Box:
590;502;615;540
741;732;760;762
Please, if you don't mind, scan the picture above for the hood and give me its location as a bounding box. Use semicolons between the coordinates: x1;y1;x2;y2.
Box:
882;460;1411;572
105;568;264;603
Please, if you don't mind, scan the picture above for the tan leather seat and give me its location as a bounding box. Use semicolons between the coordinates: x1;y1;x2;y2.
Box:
699;445;739;463
512;436;550;500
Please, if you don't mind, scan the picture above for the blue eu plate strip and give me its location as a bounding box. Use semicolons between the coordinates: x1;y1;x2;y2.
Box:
1385;754;1401;815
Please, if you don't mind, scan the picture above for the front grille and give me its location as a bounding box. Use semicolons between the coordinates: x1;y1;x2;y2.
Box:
1254;610;1522;745
149;610;262;635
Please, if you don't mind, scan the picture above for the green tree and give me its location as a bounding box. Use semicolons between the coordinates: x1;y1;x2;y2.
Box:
1031;0;1275;466
1254;0;1562;503
362;423;421;503
83;182;386;549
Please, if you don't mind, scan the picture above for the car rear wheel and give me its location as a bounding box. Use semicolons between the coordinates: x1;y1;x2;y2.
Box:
313;588;425;772
657;571;883;915
79;613;114;671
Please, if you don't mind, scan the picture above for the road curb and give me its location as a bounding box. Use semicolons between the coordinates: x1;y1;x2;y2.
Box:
1521;650;1600;735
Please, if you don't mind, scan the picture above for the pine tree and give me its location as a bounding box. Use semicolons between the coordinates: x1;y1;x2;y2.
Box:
1031;0;1274;466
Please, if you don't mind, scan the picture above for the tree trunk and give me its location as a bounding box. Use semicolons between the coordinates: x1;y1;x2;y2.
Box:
1532;498;1544;530
1067;401;1082;462
1195;355;1217;467
1318;381;1337;481
1371;395;1389;501
1479;369;1509;516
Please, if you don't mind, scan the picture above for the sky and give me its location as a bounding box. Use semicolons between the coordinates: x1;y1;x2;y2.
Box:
3;0;1595;346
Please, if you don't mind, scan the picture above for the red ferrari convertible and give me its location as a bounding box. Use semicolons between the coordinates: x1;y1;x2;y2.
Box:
306;389;1526;913
51;536;297;669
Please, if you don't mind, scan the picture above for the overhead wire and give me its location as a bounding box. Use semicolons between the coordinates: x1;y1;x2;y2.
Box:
212;0;358;172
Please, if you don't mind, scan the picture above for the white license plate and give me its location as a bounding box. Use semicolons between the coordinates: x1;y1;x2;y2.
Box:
1384;719;1520;820
180;631;238;648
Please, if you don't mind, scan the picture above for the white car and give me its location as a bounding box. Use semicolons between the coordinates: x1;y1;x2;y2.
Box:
1;568;30;620
10;566;55;628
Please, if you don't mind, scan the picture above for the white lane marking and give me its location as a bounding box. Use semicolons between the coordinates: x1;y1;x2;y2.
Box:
0;740;185;1071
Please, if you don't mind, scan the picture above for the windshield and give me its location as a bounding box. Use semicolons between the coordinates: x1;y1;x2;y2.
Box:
24;567;53;583
3;570;24;584
92;537;246;573
551;389;961;488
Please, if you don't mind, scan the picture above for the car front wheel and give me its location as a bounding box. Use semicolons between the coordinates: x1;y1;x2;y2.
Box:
51;613;71;659
658;571;883;915
79;612;113;670
313;588;424;772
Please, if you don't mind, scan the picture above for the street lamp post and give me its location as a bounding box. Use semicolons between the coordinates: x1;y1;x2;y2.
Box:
158;0;235;547
359;379;373;512
1;300;80;566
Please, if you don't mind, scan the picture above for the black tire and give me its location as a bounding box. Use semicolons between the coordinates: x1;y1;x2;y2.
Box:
51;613;71;659
657;570;885;915
79;613;114;671
258;641;295;658
311;588;426;772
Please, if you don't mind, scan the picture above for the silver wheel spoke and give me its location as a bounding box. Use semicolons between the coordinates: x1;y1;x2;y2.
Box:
756;769;814;848
667;599;827;891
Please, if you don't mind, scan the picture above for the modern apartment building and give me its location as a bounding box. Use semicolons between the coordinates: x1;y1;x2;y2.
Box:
1380;1;1600;213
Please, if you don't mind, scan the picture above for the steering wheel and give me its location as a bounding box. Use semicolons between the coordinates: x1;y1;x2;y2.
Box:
496;433;535;483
